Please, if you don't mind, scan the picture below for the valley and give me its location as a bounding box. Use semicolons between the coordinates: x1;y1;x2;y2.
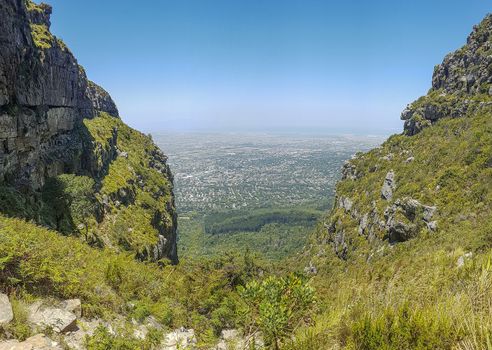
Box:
154;133;384;259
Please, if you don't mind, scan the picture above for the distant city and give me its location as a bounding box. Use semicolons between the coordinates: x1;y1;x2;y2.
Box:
154;133;385;214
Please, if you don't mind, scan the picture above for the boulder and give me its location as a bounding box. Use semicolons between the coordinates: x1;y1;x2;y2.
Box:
427;221;438;232
304;262;318;275
381;171;395;200
383;198;438;242
0;334;62;350
213;329;264;350
338;196;353;212
0;294;13;325
388;221;417;243
423;205;437;222
28;302;77;333
162;328;196;350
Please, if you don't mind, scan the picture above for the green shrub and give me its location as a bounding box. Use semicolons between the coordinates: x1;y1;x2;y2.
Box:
238;274;315;350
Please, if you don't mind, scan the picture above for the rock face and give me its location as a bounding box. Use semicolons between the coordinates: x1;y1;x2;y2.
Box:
0;0;178;263
384;198;437;243
0;0;118;190
401;14;492;135
0;293;13;325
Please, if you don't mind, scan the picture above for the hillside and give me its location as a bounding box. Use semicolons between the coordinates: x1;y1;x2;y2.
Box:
286;13;492;349
2;0;492;349
0;0;177;263
0;1;274;349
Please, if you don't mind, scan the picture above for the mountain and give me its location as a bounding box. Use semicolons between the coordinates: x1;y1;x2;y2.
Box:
0;3;270;349
2;0;492;349
288;14;492;349
0;0;177;263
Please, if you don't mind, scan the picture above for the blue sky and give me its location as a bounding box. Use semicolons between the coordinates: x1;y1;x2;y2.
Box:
47;0;490;134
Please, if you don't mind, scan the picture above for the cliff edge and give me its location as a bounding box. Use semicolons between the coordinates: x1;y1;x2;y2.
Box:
0;0;177;263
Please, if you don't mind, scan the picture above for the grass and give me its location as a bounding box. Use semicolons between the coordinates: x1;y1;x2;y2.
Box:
0;215;269;347
282;102;492;349
82;113;175;258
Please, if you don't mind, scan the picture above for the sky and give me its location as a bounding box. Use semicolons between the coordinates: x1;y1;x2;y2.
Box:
47;0;491;134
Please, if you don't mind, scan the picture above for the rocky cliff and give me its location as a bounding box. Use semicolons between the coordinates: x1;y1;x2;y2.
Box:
0;0;177;263
291;14;492;347
402;14;492;135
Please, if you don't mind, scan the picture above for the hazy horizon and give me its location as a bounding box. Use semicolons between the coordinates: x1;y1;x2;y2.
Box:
46;0;491;134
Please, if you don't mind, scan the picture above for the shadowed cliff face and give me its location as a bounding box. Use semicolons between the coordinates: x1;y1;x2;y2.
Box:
0;0;178;264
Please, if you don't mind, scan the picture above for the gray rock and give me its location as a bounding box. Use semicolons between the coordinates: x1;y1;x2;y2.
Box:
304;262;318;275
384;198;438;242
0;293;13;325
401;14;492;135
61;299;81;318
388;221;417;243
456;253;474;268
381;170;395;200
0;0;120;190
423;206;437;222
0;334;62;350
358;214;369;236
0;0;179;265
341;160;358;180
162;328;197;350
212;329;264;350
28;302;77;333
427;221;438;232
338;196;353;212
457;256;465;268
381;153;393;161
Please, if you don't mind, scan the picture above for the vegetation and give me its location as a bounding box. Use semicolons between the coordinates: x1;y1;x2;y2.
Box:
82;112;176;259
4;5;492;349
283;103;492;349
0;215;272;347
29;24;53;49
0;112;176;261
204;208;321;235
176;207;322;261
239;274;315;350
41;174;97;236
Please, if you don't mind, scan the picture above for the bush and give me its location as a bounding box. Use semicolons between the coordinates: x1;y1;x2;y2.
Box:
238;273;315;350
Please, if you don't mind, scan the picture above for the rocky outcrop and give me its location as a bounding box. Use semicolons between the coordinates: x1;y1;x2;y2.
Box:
213;329;264;350
384;198;437;243
0;0;119;190
162;328;197;350
381;170;395;200
401;14;492;135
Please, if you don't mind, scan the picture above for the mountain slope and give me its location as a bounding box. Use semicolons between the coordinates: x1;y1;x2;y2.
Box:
288;14;492;349
0;0;177;263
